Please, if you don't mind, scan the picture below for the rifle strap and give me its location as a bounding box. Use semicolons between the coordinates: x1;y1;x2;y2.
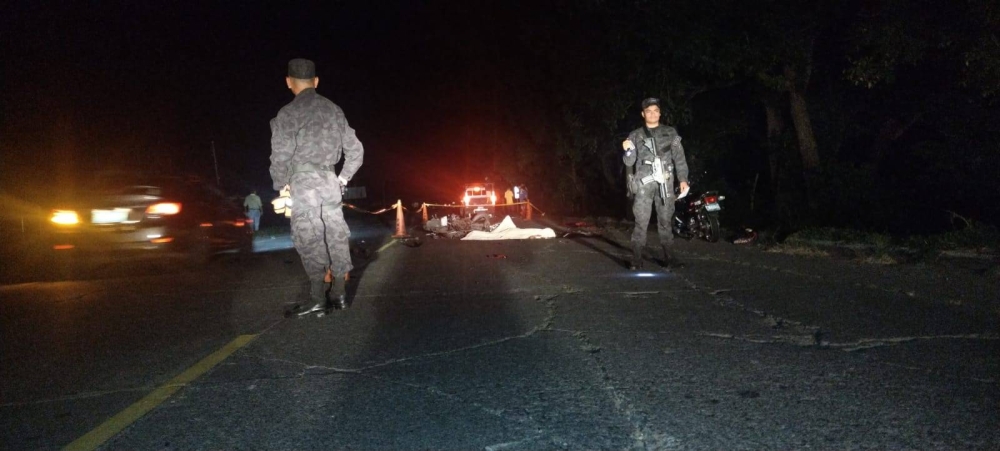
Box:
643;127;658;156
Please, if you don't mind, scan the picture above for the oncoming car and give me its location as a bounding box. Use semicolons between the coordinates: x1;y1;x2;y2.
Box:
46;175;252;263
461;182;496;218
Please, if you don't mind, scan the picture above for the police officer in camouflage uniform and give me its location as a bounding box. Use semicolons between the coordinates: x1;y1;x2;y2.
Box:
622;97;689;270
270;58;364;315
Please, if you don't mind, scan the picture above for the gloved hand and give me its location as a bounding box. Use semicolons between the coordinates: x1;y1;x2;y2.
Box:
272;186;293;217
338;176;348;196
677;181;691;199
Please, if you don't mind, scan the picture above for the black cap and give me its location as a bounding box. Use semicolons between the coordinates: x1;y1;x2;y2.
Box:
287;58;316;79
641;97;660;109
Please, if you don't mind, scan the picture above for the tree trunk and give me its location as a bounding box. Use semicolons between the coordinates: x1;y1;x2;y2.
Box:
569;157;585;214
871;112;923;163
784;65;820;173
763;96;785;193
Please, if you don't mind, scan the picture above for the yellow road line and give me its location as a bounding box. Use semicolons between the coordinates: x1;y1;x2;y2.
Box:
63;334;258;451
376;240;397;253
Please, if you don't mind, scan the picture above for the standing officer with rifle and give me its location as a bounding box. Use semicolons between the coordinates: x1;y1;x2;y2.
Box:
270;58;364;316
622;97;689;270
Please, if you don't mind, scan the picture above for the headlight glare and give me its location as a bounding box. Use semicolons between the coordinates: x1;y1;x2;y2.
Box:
146;202;182;215
50;210;80;225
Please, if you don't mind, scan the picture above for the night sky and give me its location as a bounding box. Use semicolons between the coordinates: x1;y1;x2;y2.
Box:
2;1;541;205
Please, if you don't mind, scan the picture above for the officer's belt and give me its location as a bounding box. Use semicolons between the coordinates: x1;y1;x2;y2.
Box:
288;163;343;210
292;163;336;174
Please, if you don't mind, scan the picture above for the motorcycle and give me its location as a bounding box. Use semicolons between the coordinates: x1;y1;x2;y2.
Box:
673;190;725;242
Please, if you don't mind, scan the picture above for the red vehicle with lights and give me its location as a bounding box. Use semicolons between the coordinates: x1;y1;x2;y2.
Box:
461;182;497;218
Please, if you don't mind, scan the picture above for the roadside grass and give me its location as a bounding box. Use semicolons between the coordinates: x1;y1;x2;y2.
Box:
549;214;998;270
765;244;831;258
777;223;999;264
860;254;900;265
904;222;1000;254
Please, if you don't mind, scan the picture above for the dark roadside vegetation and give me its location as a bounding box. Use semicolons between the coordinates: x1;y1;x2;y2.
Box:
488;2;997;269
1;1;997;279
504;2;999;249
553;215;998;276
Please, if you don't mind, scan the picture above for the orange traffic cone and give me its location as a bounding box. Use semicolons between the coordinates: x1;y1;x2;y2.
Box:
526;202;533;220
421;203;429;223
393;199;408;238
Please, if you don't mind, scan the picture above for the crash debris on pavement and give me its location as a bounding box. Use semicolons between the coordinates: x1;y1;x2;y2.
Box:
422;215;556;240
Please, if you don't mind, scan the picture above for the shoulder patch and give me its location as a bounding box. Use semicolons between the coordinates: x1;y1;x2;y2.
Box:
672;136;682;146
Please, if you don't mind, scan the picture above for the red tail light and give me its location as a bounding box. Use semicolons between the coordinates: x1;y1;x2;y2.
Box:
146;202;182;215
705;196;718;204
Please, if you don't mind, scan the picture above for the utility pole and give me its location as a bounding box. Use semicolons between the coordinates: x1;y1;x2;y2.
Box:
211;140;221;186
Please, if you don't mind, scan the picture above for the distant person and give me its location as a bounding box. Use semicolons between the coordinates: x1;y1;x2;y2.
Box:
269;58;364;315
521;185;529;215
243;190;262;232
622;97;689;270
504;187;514;216
513;185;521;216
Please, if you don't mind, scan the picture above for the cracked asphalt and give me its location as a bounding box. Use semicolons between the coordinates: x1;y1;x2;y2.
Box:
1;212;998;450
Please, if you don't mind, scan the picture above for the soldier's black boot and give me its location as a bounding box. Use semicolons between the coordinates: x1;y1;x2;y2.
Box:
297;280;329;317
331;275;348;310
660;245;683;269
629;243;643;270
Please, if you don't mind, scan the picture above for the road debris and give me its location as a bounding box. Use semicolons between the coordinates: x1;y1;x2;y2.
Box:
423;213;494;238
734;228;758;245
463;216;556;240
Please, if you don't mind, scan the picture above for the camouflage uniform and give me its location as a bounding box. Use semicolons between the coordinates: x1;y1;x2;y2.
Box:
623;125;689;254
269;88;364;284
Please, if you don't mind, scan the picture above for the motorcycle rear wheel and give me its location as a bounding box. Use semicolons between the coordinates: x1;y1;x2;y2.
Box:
704;215;721;243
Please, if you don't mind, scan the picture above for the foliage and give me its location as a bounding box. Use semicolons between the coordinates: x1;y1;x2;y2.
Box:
843;0;1000;99
788;227;895;247
905;221;1000;252
788;221;1000;255
506;0;999;235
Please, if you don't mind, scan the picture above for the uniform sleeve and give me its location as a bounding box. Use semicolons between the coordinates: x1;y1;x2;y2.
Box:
337;108;364;183
269;111;296;191
623;130;639;167
671;135;689;184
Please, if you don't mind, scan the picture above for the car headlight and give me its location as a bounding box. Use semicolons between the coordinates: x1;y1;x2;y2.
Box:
50;210;80;226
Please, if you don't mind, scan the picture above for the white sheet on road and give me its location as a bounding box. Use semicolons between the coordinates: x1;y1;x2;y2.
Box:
461;215;556;240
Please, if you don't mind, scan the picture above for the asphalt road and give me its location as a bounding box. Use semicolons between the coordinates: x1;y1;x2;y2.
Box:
1;211;997;450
